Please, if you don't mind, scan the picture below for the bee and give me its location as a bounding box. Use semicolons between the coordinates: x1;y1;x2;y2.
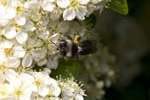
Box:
58;36;97;58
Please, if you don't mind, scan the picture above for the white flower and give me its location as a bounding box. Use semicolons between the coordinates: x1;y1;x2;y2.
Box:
63;0;88;20
32;72;51;97
8;74;34;100
0;40;25;68
59;79;85;100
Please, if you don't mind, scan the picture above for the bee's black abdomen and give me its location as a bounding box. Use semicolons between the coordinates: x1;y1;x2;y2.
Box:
71;43;78;57
78;40;97;55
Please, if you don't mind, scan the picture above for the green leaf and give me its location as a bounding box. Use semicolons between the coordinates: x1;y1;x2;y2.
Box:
51;59;81;79
109;0;129;15
84;14;96;29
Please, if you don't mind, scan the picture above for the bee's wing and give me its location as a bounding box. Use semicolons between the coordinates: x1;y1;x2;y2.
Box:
78;40;97;55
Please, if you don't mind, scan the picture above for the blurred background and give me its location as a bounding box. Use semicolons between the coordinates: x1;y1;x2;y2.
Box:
95;0;150;100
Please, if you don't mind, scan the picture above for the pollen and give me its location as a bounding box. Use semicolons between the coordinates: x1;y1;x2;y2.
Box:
35;79;41;87
0;65;7;71
4;48;13;57
15;88;22;96
70;0;79;8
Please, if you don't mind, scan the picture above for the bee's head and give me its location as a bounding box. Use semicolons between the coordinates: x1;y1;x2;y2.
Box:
58;40;68;56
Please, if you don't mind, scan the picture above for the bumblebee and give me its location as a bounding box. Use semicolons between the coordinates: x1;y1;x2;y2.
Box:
58;36;97;57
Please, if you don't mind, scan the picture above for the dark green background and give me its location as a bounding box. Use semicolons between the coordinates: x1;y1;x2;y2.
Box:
104;0;150;100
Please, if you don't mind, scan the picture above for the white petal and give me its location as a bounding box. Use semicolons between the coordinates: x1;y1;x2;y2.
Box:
91;0;103;4
0;5;6;19
57;0;70;8
76;6;87;20
0;40;13;48
42;0;55;12
19;73;34;86
32;48;47;62
38;86;49;97
38;30;49;40
5;69;18;83
47;78;61;96
5;7;16;19
24;21;36;31
79;0;90;5
0;19;9;26
22;54;33;67
50;0;55;2
15;16;26;26
49;33;60;44
63;8;76;21
16;31;28;44
75;94;84;100
52;86;61;96
0;49;6;64
5;57;20;68
3;27;17;39
13;45;25;58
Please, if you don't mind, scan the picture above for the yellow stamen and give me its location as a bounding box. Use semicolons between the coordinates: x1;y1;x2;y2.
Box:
70;0;79;8
0;0;8;6
4;48;13;57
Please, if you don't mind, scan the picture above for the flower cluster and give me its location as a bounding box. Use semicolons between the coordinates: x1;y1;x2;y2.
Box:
0;68;85;100
0;0;110;69
0;0;111;100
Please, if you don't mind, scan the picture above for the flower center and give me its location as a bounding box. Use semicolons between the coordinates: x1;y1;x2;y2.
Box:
15;88;22;96
70;0;79;8
4;48;13;57
35;79;41;87
0;65;7;71
16;5;24;15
